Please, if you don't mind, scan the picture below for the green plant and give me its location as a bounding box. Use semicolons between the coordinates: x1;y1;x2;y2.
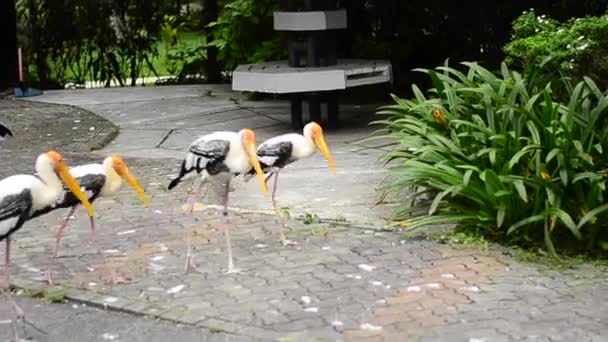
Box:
166;36;209;81
505;10;608;90
207;0;286;72
372;61;608;256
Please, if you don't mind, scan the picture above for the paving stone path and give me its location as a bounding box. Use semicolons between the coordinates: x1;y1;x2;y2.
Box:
1;96;607;342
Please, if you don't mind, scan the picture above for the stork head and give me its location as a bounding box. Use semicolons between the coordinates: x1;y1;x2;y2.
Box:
303;122;336;175
44;151;95;217
109;155;150;208
239;128;268;194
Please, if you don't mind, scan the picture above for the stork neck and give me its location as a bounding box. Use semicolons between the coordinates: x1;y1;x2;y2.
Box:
302;134;317;157
35;160;63;208
103;162;123;194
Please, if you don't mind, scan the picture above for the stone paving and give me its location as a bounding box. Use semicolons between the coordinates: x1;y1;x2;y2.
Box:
1;94;607;341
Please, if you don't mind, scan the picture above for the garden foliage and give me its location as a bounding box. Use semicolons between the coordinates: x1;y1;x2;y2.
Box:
505;10;608;90
374;61;608;255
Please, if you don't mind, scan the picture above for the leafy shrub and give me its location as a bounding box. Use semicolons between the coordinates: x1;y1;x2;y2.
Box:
17;0;172;87
505;10;608;90
207;0;286;73
373;61;608;255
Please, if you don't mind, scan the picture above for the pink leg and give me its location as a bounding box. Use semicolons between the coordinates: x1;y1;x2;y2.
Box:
89;216;96;242
54;206;77;258
4;238;10;288
184;178;206;275
265;172;274;183
271;171;280;212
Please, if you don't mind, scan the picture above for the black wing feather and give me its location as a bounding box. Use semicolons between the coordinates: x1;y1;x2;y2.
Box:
257;141;293;170
0;122;13;139
168;139;231;190
0;189;33;241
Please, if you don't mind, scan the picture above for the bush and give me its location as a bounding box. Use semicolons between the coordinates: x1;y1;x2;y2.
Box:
208;0;286;74
373;61;608;256
505;10;608;90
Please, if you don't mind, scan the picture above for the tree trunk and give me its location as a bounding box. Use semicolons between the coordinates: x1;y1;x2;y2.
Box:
0;0;18;90
202;0;221;83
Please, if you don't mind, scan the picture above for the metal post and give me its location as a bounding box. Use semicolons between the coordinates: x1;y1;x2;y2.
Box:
327;92;339;128
309;93;322;123
290;94;303;129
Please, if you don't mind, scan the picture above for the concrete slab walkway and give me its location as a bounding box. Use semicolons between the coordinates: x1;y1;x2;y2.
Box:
1;92;606;342
30;85;391;225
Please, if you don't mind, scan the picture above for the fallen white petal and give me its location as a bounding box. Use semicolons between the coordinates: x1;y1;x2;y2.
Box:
301;296;311;304
371;281;382;286
441;273;456;278
102;333;119;341
331;320;344;327
358;264;375;272
426;283;441;289
462;286;480;292
154;210;163;214
304;307;319;312
117;229;136;236
255;244;267;249
103;297;118;304
321;246;331;251
407;286;421;292
167;285;185;294
360;323;382;331
354;275;362;280
104;249;120;254
150;256;164;261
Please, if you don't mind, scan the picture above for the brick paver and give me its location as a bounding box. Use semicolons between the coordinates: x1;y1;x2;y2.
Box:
1;99;607;341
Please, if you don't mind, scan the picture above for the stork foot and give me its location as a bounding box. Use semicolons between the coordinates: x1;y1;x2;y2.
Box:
45;270;54;286
109;270;126;285
8;294;48;339
224;266;244;275
281;238;298;247
184;255;201;275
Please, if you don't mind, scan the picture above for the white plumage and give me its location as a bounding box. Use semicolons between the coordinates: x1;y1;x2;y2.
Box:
168;128;267;274
0;151;94;323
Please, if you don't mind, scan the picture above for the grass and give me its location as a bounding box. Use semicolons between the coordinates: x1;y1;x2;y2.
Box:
146;31;206;77
20;287;68;303
55;31;206;83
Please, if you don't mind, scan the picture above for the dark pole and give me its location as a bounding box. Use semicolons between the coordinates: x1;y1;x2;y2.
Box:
203;0;221;83
0;0;18;90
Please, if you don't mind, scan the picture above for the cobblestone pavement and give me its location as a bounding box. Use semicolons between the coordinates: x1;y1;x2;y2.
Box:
1;98;607;342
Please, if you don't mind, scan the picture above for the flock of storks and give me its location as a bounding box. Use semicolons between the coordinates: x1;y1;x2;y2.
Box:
0;120;335;333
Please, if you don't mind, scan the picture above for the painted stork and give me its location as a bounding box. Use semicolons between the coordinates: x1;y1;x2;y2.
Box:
34;155;150;284
246;122;336;242
0;122;13;140
0;151;94;331
168;128;268;274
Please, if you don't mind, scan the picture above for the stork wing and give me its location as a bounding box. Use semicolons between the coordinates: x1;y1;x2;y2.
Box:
0;122;13;140
189;139;230;159
59;174;106;207
0;189;32;240
256;141;293;169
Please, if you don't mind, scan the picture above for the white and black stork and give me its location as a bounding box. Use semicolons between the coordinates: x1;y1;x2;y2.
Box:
35;155;150;284
0;122;13;140
0;151;94;331
246;122;336;242
168;128;267;274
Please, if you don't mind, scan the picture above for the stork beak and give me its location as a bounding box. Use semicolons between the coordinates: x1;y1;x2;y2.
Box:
56;162;95;217
245;142;268;194
123;172;150;208
313;134;336;175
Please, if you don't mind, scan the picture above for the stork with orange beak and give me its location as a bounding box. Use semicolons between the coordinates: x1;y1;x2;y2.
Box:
0;151;94;332
246;122;336;243
168;128;268;274
33;155;149;284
